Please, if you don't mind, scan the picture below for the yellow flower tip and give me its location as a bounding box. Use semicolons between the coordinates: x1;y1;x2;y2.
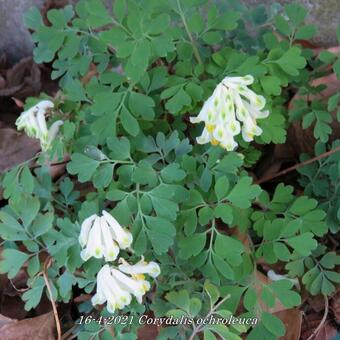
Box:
133;274;146;280
142;283;149;291
255;96;263;106
211;138;219;146
247;133;254;139
205;124;215;133
95;248;101;256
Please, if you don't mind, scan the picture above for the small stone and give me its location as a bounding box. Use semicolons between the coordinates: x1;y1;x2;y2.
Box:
0;0;44;64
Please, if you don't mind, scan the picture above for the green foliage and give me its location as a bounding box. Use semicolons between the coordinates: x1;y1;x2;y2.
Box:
297;140;340;233
0;1;338;340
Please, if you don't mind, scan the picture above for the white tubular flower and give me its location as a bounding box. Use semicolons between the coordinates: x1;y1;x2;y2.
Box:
78;214;97;248
16;108;40;138
102;210;133;249
79;214;119;262
110;267;151;304
36;109;49;136
190;75;269;150
92;265;132;313
15;100;63;151
80;216;104;261
267;269;300;290
223;75;254;86
100;216;120;262
40;120;64;151
118;256;161;279
79;211;132;262
16;100;54;134
241;116;263;142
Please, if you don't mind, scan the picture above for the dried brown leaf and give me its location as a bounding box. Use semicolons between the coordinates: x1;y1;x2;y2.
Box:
0;314;14;328
11;97;24;108
137;313;159;340
0;312;56;340
308;295;328;313
254;271;287;313
0;75;5;90
0;127;40;174
314;322;337;340
0;57;41;99
331;290;340;324
275;308;302;340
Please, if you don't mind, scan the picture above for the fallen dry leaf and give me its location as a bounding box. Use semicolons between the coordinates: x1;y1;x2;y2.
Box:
314;322;338;340
254;270;287;314
137;324;159;340
0;57;41;99
302;319;337;340
275;308;302;340
0;314;13;328
331;289;340;324
11;97;24;108
0;127;40;174
308;295;328;313
0;312;55;340
137;312;159;340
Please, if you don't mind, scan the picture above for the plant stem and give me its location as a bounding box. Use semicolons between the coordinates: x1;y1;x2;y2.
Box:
188;294;230;340
256;145;340;184
176;0;203;64
43;257;61;340
207;219;216;262
306;294;329;340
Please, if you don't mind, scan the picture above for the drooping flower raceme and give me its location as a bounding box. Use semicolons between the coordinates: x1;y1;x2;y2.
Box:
91;264;132;313
78;210;161;313
91;259;160;313
190;75;269;151
118;256;161;279
79;210;133;262
15;100;63;151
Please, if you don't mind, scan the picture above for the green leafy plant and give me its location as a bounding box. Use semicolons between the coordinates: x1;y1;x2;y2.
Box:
0;1;339;339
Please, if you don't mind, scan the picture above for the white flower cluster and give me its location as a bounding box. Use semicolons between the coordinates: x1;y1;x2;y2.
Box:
190;75;269;151
79;210;160;313
15;100;63;151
